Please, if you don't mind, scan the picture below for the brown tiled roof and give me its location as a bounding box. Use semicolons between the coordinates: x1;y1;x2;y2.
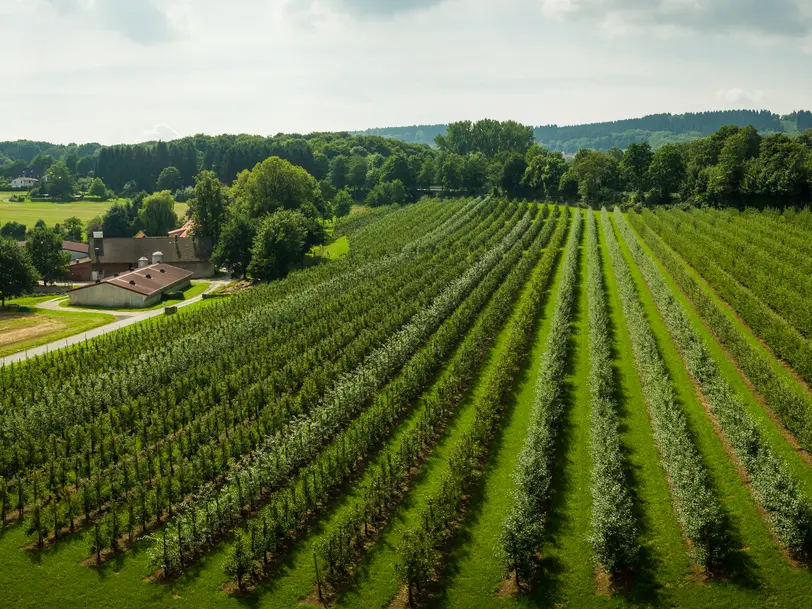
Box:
70;263;193;297
62;241;89;254
16;240;89;254
91;236;213;265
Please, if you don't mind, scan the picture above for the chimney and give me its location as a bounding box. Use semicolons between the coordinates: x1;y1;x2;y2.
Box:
138;256;149;268
152;251;164;264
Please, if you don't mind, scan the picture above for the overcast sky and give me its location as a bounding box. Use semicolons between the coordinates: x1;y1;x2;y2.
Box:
2;0;811;145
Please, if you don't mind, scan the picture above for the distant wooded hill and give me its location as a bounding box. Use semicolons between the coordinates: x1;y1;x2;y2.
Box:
354;109;812;153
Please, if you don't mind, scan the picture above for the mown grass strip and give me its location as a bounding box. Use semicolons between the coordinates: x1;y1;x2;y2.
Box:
585;211;638;579
615;209;812;559
499;210;583;587
602;209;727;568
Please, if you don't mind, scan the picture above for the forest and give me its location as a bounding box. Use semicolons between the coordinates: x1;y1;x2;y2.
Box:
355;109;812;153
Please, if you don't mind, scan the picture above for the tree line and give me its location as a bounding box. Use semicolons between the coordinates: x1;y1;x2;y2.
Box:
349;110;812;153
3;119;811;304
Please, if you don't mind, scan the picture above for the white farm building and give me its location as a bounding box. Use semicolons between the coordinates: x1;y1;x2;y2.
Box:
11;177;38;189
69;263;193;308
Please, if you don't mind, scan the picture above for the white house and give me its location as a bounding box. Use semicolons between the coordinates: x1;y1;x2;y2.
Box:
11;177;38;189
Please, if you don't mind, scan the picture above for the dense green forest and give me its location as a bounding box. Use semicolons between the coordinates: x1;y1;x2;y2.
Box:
3;118;811;219
355;109;812;153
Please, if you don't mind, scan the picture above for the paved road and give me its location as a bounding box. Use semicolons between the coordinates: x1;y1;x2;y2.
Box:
1;281;226;368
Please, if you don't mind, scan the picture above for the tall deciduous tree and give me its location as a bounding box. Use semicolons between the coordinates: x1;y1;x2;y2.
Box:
156;166;183;192
212;210;256;278
0;238;40;307
88;178;109;199
63;217;84;242
233;156;320;218
29;154;55;179
248;209;309;281
46;161;74;200
139;191;178;236
101;203;133;238
365;180;406;207
436;119;534;157
190;170;228;245
648;144;686;205
620;142;653;196
0;221;26;240
331;189;353;219
25;226;69;286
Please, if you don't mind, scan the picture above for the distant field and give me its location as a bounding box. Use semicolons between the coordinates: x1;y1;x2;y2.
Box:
0;196;189;229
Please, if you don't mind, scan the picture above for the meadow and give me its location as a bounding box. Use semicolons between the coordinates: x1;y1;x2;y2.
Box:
0;194;189;229
0;198;810;609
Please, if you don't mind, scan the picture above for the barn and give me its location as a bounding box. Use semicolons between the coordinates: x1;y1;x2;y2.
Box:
68;263;193;308
89;233;215;279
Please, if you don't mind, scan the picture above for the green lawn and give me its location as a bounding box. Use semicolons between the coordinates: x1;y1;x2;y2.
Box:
59;281;209;312
0;306;114;357
0;198;188;228
5;293;70;307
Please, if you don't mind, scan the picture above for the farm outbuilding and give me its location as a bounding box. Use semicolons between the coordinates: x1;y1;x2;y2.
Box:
89;233;215;279
68;263;193;308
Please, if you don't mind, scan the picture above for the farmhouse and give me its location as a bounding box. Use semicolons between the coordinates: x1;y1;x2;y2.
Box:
11;176;38;189
90;232;215;278
68;263;193;308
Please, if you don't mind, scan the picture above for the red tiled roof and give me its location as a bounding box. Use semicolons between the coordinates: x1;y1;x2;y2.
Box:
70;263;193;297
168;219;194;239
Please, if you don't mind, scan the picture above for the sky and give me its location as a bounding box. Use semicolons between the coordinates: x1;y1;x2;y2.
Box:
2;0;811;145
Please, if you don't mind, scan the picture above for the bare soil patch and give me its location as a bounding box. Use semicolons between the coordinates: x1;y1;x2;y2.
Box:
0;315;64;347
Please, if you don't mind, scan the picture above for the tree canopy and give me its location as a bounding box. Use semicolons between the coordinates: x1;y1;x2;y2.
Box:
248;209;310;281
25;225;69;285
0;238;40;307
436;119;535;157
190;170;228;244
139;191;178;236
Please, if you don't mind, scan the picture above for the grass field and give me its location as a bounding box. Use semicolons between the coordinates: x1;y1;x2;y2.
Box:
1;202;811;609
0;197;189;228
0;305;114;357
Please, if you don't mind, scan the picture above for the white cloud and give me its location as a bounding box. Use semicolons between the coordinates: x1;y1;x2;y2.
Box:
0;0;809;144
142;124;181;142
716;88;767;106
543;0;812;40
540;0;577;17
44;0;175;44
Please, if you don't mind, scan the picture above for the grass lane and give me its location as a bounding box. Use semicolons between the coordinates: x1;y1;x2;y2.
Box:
423;212;572;609
232;211;554;606
622;217;812;498
330;212;569;609
611;213;812;608
519;209;594;607
598;210;690;604
0;307;114;357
